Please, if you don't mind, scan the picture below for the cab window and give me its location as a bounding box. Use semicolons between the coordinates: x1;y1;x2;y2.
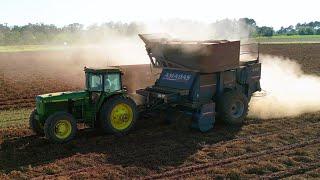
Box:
88;74;103;91
105;73;121;92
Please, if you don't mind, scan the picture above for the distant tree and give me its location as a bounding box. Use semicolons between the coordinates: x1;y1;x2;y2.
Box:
0;31;4;45
296;21;320;35
257;26;274;37
0;24;10;32
277;25;296;35
298;26;314;35
66;23;83;32
239;18;256;27
2;19;320;46
277;26;286;34
4;31;20;44
305;27;315;35
306;21;320;29
238;18;257;37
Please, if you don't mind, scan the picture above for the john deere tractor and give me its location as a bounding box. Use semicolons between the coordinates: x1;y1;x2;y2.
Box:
29;67;137;143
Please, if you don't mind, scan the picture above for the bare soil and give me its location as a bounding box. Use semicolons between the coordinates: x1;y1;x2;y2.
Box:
0;43;319;179
0;48;157;110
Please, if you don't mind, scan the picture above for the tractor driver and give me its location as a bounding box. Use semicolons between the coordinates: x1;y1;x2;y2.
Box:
105;77;112;91
105;74;120;92
90;74;102;91
105;75;116;92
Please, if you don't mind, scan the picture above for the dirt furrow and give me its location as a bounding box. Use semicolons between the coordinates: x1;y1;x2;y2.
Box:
8;120;320;179
0;103;34;110
261;161;320;179
34;134;320;179
143;138;320;179
0;98;34;105
32;165;116;180
0;117;29;124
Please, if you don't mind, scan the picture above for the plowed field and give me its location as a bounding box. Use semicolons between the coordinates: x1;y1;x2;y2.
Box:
0;43;319;179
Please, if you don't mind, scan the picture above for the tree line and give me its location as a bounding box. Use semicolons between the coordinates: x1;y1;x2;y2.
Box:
240;18;320;37
0;18;319;45
277;22;320;36
0;22;143;45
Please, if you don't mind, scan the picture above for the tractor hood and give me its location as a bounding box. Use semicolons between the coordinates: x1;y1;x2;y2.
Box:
36;91;88;103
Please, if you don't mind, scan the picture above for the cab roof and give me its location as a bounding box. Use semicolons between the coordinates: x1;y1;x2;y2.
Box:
84;66;121;73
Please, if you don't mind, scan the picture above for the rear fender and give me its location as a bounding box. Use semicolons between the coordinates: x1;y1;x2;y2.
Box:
236;63;261;98
97;92;126;112
237;63;261;83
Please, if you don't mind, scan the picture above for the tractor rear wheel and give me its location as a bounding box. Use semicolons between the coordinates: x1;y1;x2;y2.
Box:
98;96;137;135
29;109;44;136
44;112;77;143
217;90;248;125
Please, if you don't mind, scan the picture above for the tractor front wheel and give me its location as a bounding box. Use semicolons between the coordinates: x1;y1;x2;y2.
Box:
98;96;137;135
44;112;77;143
29;109;44;136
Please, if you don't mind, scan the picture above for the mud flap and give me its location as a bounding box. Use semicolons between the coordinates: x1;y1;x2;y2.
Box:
191;102;215;132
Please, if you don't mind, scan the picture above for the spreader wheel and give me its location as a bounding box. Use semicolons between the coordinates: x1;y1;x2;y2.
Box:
29;109;44;136
99;96;137;134
217;90;249;125
44;112;77;143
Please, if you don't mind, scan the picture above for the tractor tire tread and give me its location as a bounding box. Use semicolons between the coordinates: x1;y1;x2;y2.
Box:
44;112;77;144
29;108;44;136
217;90;249;125
98;95;137;135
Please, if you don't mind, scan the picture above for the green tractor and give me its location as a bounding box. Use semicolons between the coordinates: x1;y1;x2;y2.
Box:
29;67;138;143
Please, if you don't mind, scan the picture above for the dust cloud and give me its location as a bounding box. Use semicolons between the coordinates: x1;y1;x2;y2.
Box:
249;55;320;119
8;20;320;119
85;22;320;119
64;19;253;67
87;36;149;66
144;19;252;40
80;20;251;91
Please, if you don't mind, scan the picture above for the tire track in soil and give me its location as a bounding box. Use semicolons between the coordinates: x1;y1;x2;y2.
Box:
184;144;320;179
142;138;320;180
0;100;34;110
2;111;318;143
31;122;320;179
0;117;28;124
180;120;320;158
35;138;320;180
1;111;318;174
32;165;115;180
260;161;320;179
3;118;319;160
0;98;34;105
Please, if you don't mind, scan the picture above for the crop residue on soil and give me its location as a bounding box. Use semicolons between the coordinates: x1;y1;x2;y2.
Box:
0;43;320;179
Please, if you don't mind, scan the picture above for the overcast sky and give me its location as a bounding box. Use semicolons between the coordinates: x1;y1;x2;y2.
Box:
1;0;319;30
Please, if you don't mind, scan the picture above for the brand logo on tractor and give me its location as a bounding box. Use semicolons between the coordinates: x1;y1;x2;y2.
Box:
250;67;260;73
162;72;192;82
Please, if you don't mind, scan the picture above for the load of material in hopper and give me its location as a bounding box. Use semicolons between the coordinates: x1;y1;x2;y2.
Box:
139;34;240;73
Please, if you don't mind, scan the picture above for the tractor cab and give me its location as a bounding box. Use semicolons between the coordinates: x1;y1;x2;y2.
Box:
84;67;123;93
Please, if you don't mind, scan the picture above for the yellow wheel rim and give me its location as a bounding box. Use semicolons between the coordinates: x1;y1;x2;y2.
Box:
110;103;133;130
54;120;72;139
